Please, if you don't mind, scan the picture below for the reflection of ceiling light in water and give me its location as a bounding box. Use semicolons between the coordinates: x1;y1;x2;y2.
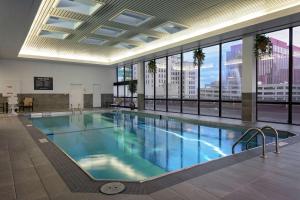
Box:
78;155;147;180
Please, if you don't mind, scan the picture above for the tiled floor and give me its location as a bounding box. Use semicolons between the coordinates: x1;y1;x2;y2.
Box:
1;114;300;200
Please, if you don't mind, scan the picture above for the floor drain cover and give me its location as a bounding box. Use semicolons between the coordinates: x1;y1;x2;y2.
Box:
100;182;125;195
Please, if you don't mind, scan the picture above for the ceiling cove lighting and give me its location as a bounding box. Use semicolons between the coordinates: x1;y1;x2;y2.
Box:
114;42;137;49
38;30;70;39
154;21;188;34
45;16;83;30
130;34;159;43
54;0;105;16
111;10;153;27
93;26;126;37
80;37;108;46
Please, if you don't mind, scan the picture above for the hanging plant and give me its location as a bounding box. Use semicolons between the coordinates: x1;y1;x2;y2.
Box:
254;34;273;58
128;80;137;95
148;60;156;74
193;48;205;66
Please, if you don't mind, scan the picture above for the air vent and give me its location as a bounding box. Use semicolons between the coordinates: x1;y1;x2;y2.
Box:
93;26;126;37
39;30;69;39
111;10;153;26
154;22;187;34
45;16;83;30
54;0;104;16
130;34;158;43
114;42;137;49
80;37;108;46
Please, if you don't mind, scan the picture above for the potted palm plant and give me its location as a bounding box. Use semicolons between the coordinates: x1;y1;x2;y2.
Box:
193;48;205;66
128;80;137;96
254;34;273;58
148;60;156;74
128;80;137;110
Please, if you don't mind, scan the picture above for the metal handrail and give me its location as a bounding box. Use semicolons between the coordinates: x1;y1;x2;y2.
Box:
70;104;75;114
232;128;266;158
246;126;280;154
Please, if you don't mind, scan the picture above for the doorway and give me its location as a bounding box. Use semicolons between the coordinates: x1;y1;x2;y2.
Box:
69;84;84;109
93;84;101;108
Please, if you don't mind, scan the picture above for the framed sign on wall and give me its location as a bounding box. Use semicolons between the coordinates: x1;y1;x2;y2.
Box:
34;77;53;90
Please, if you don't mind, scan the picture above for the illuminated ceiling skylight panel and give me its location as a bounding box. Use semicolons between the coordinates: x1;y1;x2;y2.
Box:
154;22;187;34
114;42;137;49
111;10;153;26
39;30;69;39
130;34;158;43
80;37;108;46
46;16;83;30
93;26;126;37
55;0;104;15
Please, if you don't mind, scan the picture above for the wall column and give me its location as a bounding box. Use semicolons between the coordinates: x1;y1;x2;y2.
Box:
242;35;256;122
137;62;145;111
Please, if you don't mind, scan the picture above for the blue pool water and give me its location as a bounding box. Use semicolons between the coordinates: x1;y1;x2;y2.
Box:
30;112;289;181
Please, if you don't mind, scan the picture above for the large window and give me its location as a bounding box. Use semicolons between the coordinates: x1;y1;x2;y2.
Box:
124;66;132;81
144;40;243;119
168;54;181;112
257;29;289;123
200;45;220;116
155;58;167;111
293;26;300;124
117;67;124;82
138;26;300;124
114;65;138;108
221;40;242;118
255;27;300;124
182;51;198;114
133;64;138;80
145;61;154;110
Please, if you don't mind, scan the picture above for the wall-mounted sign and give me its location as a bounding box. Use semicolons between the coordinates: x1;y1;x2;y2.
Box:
34;77;53;90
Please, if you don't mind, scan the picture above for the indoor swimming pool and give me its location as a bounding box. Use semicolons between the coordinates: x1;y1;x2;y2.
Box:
30;112;291;181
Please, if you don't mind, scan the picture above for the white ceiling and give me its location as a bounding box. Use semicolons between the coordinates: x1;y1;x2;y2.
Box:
1;0;300;66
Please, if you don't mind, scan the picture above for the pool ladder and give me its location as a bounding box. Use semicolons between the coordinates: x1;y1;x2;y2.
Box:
70;104;83;114
232;126;280;158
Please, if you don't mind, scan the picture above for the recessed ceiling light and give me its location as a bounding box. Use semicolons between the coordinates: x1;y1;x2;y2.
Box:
93;26;126;37
54;0;105;16
154;21;188;34
38;30;69;39
111;10;153;27
114;42;137;49
80;37;108;46
45;16;83;30
130;34;159;43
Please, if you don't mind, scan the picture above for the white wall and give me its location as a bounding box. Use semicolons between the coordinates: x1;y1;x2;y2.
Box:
0;59;115;94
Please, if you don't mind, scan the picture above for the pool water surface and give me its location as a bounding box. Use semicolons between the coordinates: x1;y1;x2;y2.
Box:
30;112;289;181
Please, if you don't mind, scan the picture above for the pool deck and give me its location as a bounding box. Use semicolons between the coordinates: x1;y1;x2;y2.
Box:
1;112;300;200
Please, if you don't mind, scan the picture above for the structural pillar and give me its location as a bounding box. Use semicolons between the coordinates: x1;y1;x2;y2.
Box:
137;62;145;111
242;35;256;122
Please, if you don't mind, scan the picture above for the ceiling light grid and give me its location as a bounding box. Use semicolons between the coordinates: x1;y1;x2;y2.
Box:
79;36;108;46
110;9;154;27
53;0;105;16
44;15;84;30
19;0;300;65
